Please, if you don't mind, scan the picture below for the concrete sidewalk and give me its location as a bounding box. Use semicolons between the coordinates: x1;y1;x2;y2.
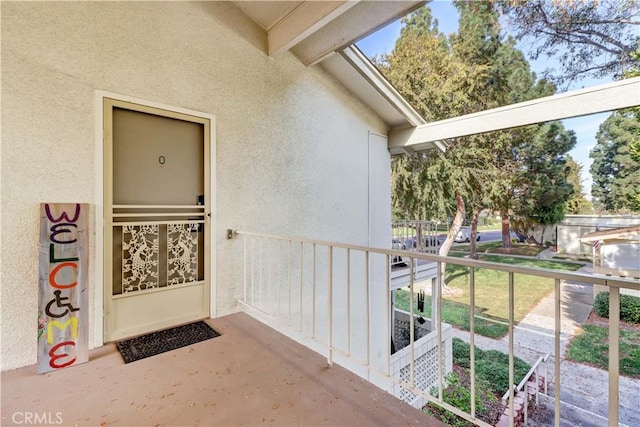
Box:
451;249;639;426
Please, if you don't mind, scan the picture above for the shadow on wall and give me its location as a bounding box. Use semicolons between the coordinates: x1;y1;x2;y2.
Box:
194;2;267;55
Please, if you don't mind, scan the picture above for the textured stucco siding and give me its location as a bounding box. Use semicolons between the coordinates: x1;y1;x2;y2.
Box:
1;2;390;370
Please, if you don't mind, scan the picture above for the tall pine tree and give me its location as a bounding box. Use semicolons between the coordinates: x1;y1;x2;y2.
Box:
565;155;594;214
590;111;640;212
380;1;578;258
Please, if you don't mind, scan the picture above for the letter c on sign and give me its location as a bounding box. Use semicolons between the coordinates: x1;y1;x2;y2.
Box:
49;262;77;289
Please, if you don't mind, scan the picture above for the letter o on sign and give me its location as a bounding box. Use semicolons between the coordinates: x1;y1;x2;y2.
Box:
49;262;78;289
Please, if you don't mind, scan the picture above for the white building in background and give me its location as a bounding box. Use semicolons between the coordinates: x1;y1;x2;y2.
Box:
557;215;640;255
581;226;640;297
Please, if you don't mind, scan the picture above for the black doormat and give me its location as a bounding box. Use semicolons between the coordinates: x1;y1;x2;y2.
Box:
116;321;221;363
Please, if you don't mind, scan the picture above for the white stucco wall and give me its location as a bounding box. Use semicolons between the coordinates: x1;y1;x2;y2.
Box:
1;2;391;370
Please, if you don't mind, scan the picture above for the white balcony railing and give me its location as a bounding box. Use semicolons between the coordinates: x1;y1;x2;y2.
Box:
234;230;639;427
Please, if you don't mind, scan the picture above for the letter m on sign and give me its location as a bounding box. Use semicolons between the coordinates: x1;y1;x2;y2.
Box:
37;203;89;374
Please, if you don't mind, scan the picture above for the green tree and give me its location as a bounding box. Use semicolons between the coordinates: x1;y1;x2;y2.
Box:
452;1;575;248
503;122;576;244
385;2;555;247
590;111;640;212
497;0;640;85
383;2;577;259
381;6;492;265
565;155;594;214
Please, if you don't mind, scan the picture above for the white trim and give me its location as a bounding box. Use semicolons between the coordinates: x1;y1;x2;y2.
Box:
209;116;217;319
268;1;359;56
367;132;372;247
93;89;217;346
93;92;105;349
292;1;423;66
95;90;217;121
389;77;640;152
342;46;426;128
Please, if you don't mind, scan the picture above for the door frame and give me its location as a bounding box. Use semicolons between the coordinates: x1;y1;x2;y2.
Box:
94;90;216;346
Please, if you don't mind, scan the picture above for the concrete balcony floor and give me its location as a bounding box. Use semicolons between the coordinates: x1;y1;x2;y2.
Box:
1;313;444;426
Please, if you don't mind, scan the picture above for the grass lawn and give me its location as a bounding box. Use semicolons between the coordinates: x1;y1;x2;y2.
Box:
567;324;640;378
394;255;583;338
553;254;592;263
452;241;547;257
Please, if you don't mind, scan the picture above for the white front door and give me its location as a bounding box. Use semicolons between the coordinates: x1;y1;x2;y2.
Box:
103;98;212;341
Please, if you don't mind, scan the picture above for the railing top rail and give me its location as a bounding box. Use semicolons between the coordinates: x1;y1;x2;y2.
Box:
235;230;640;290
501;354;549;405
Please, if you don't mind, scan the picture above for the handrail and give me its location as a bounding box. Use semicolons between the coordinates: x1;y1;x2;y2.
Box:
234;229;635;426
235;230;640;289
500;353;550;425
501;353;549;406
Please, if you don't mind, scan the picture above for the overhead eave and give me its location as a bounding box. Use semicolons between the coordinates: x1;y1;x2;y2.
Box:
266;1;360;56
580;226;640;243
339;46;425;127
389;77;640;153
289;1;424;66
236;1;441;151
320;46;445;152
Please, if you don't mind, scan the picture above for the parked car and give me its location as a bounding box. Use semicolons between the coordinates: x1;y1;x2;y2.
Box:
392;238;407;250
391;238;407;265
454;228;481;243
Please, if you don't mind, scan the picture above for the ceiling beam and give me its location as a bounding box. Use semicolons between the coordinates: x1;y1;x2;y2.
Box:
291;1;424;66
267;1;359;57
388;77;640;152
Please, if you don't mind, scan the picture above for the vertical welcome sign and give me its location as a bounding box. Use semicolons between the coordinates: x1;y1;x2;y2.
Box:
38;203;89;373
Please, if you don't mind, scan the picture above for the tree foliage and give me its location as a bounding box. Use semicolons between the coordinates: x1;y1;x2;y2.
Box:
379;2;577;259
381;6;493;261
590;110;640;212
565;155;594;214
506;122;576;243
497;0;640;85
452;2;574;247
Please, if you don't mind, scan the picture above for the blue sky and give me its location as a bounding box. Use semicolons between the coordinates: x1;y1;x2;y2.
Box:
356;0;614;200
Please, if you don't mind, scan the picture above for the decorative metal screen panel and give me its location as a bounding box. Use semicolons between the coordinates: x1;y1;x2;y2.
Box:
111;205;205;296
167;223;199;285
122;225;159;293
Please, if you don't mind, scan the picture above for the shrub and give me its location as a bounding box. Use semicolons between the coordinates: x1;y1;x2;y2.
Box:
452;337;471;368
451;338;531;395
621;295;640;323
425;371;498;427
594;292;609;317
594;292;640;324
476;352;531;395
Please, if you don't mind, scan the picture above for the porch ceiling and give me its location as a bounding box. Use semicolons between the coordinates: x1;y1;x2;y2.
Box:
233;1;433;134
234;1;424;65
1;313;444;426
